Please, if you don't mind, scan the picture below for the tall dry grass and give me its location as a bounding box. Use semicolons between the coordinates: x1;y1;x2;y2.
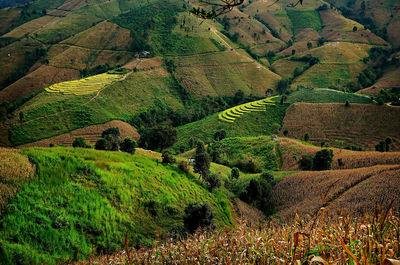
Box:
75;206;400;265
0;148;35;215
279;138;400;171
272;165;400;220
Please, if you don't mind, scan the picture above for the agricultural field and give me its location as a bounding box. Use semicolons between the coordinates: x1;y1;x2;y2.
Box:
273;164;400;219
20;120;139;148
281;103;400;151
45;72;122;95
174;104;288;151
277;88;371;104
218;96;278;123
278;137;400;171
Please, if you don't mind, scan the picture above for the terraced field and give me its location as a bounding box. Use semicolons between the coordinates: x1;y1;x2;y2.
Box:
44;72;122;95
218;96;279;123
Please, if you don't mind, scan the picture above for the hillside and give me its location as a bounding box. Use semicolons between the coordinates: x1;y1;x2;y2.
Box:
0;147;233;264
273;165;400;219
280;102;400;150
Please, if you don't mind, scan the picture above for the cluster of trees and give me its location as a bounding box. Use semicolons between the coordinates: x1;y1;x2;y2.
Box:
71;128;137;154
375;137;392;152
299;149;334;171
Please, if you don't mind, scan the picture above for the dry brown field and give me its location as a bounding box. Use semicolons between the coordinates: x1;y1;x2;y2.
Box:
273;165;400;219
279;137;400;171
20;120;139;148
280;103;400;151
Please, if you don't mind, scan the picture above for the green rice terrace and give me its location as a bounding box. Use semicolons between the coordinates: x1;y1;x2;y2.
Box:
218;96;279;123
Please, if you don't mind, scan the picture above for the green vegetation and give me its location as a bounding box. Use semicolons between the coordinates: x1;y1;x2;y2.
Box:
273;89;371;104
0;147;232;264
174;104;288;151
286;10;323;32
208;136;278;173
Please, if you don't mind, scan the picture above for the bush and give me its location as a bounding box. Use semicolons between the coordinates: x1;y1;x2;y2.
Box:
120;137;137;154
260;171;274;183
233;155;263;173
240;178;273;214
304;133;310;142
230;167;240;180
162;151;176;164
72;137;91;148
95;138;107;150
102;127;120;138
214;130;227;141
178;161;190;174
194;141;210;177
204;173;221;191
299;154;314;170
313;149;334;170
184;202;214;234
140;125;178;152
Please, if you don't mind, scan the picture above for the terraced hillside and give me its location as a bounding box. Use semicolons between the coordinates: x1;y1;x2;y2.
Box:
218;96;279;123
280;103;400;150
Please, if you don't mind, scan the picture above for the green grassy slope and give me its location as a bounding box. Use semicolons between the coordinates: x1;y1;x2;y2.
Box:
174;104;288;151
0;147;232;265
9;69;183;146
275;88;371;104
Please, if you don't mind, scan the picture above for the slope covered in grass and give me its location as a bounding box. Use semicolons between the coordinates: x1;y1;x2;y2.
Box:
174;104;288;151
0;147;232;264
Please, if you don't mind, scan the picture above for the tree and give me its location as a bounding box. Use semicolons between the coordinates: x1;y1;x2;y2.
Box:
271;123;281;135
19;112;24;122
162;151;176;164
72;137;90;148
283;130;289;136
120;137;137;154
102;127;120;138
231;167;240;179
299;154;313;170
101;128;120;151
291;49;296;55
140;125;178;152
95;138;107;150
183;202;214;234
260;171;274;183
353;26;358;32
194;141;211;178
345;100;350;107
304;133;310;142
214;130;227;141
240;178;273;214
313;149;334;170
307;41;312;49
204;173;221;191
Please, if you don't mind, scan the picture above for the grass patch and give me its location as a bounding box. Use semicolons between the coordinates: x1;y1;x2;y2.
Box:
0;147;232;264
286;9;322;32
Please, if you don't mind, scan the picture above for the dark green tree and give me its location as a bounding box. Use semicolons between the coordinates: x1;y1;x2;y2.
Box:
120;137;137;154
72;137;90;148
162;151;176;164
313;149;334;170
304;133;310;142
231;167;240;179
214;130;227;141
194;141;211;178
183;202;214;234
140;125;178;152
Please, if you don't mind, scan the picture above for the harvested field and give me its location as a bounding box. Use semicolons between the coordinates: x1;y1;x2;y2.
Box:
136;57;163;70
0;65;80;103
0;148;35;216
273;165;400;219
0;8;20;35
58;0;93;10
2;15;61;39
20;120;139;148
61;21;133;51
280;103;400;150
279;137;400;171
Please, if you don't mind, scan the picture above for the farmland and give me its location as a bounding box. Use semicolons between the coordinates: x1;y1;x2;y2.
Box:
281;103;400;150
45;72;122;95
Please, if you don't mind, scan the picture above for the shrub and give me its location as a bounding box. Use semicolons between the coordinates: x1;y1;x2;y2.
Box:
240;178;273;214
72;137;91;148
178;161;190;174
140;125;178;152
260;171;274;183
95;138;107;150
313;149;334;170
120;137;137;154
102;127;120;138
204;173;221;191
230;167;240;180
283;130;288;136
162;151;176;164
214;130;227;141
233;156;263;173
194;141;210;177
183;202;214;234
304;133;310;142
299;154;314;170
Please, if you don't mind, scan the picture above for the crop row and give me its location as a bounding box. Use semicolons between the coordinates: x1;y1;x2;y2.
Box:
45;73;122;95
218;96;278;122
